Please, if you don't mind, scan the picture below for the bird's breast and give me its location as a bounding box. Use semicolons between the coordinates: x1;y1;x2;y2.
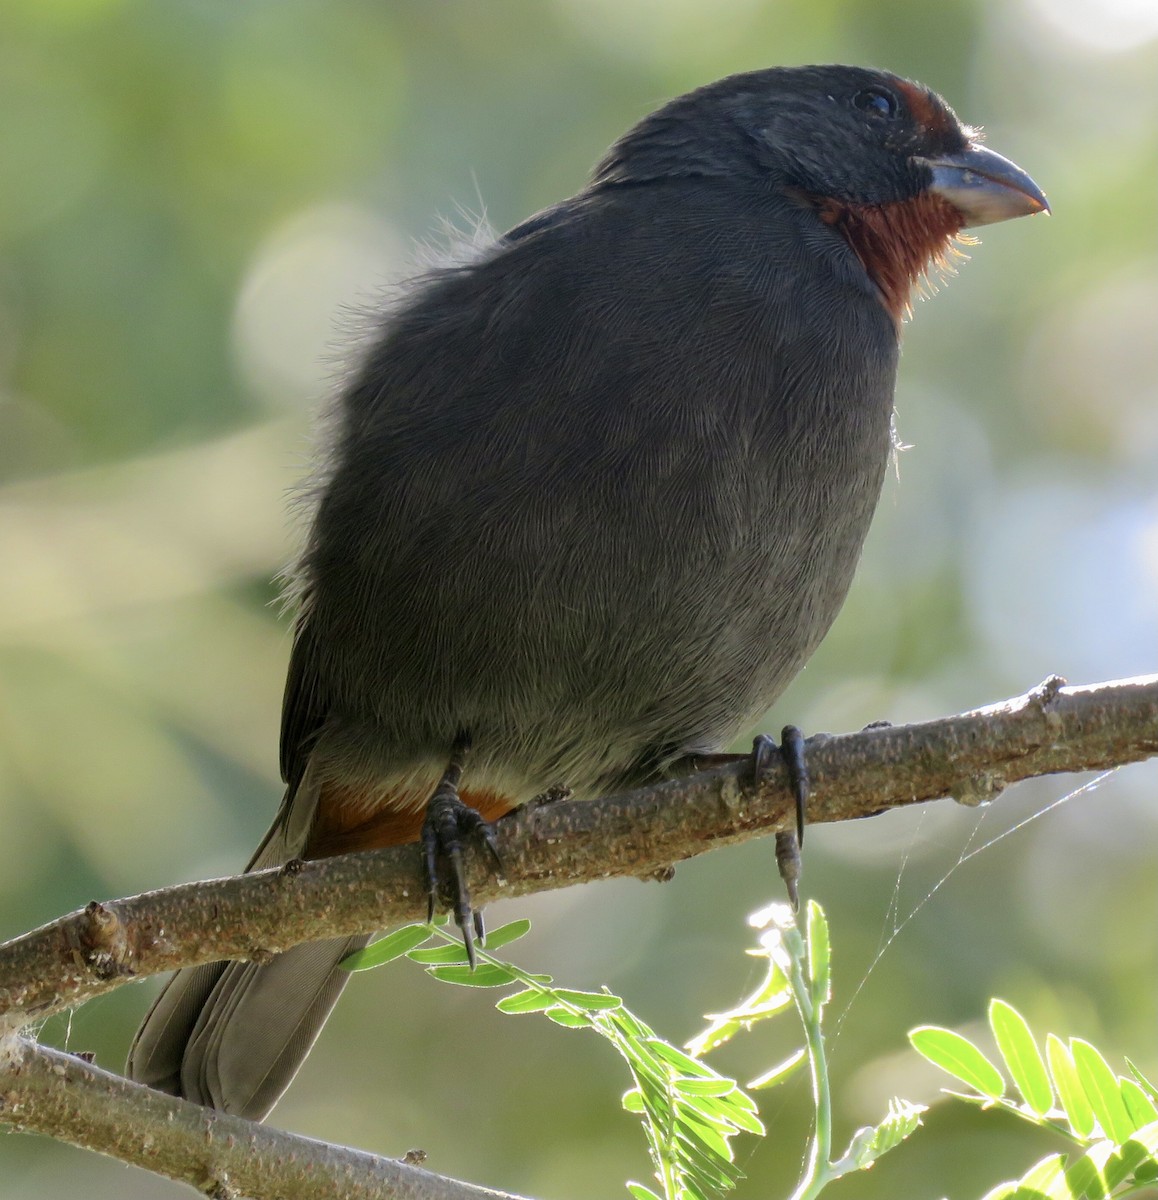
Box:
304;193;900;797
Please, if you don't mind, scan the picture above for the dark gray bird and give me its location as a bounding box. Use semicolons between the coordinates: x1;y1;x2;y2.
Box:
128;64;1047;1120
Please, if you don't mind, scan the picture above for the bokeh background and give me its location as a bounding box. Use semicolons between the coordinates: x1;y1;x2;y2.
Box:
1;1;1156;1197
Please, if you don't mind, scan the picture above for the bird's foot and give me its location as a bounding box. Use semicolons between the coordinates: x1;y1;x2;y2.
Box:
750;727;809;911
421;747;502;968
666;731;810;908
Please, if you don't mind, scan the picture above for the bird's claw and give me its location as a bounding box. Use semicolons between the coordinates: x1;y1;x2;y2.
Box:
779;725;808;847
421;777;501;968
751;726;810;910
774;831;801;911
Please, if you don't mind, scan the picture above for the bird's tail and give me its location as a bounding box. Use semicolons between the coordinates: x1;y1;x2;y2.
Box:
127;773;511;1120
126;931;370;1120
126;777;375;1122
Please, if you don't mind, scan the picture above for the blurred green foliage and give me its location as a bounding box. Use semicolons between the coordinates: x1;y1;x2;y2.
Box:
1;2;1155;1198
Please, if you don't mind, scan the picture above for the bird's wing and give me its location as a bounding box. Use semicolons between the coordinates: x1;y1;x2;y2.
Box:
278;608;327;796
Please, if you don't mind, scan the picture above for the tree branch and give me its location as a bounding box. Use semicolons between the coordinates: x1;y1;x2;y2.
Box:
0;674;1155;1198
2;675;1155;1034
0;1037;531;1200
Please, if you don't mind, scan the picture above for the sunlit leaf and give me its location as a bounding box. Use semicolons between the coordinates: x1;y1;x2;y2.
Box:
686;1017;744;1058
543;1005;592;1029
1125;1059;1158;1104
479;918;532;950
1120;1079;1158;1130
408;943;473;965
631;1073;672;1124
695;1094;765;1136
672;1131;743;1187
1049;1034;1095;1140
647;1038;715;1078
840;1099;924;1170
495;989;555;1014
616;1040;668;1090
1071;1039;1132;1142
1115;1121;1158;1187
1101;1132;1154;1192
552;988;622;1009
747;1047;806;1091
910;1026;1005;1098
978;1184;1019;1200
426;963;515;987
989;999;1053;1115
673;1102;736;1135
1013;1152;1069;1198
806;899;831;1010
1064;1137;1114;1199
672;1115;735;1163
612;1009;651;1040
773;920;807;979
687;953;793;1060
341;924;431;971
675;1078;735;1097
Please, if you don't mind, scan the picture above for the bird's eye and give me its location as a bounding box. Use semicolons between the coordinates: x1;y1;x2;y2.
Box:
852;88;898;119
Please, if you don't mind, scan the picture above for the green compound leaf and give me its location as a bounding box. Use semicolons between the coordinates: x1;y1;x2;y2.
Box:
839;1099;925;1171
990;999;1053;1116
632;1075;672;1125
676;1078;737;1097
696;1093;764;1136
426;963;516;987
871;1098;926;1156
543;1005;593;1029
1125;1058;1158;1104
978;1183;1019;1200
479;918;532;951
672;1131;743;1189
1120;1078;1158;1130
611;1008;651;1041
647;1037;716;1078
552;988;622;1010
615;1038;668;1090
673;1100;736;1136
1049;1034;1095;1140
1101;1128;1158;1193
1065;1137;1120;1199
1014;1151;1069;1198
408;942;474;965
1071;1038;1133;1143
910;1025;1005;1098
402;908;765;1200
494;988;555;1014
673;1111;736;1163
806;899;832;1010
747;1047;807;1091
686;955;792;1058
1130;1121;1158;1184
341;924;431;971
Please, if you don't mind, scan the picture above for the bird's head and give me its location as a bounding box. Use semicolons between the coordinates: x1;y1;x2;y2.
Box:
595;65;1048;319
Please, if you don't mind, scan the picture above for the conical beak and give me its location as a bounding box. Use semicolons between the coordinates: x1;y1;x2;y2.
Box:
917;145;1050;228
